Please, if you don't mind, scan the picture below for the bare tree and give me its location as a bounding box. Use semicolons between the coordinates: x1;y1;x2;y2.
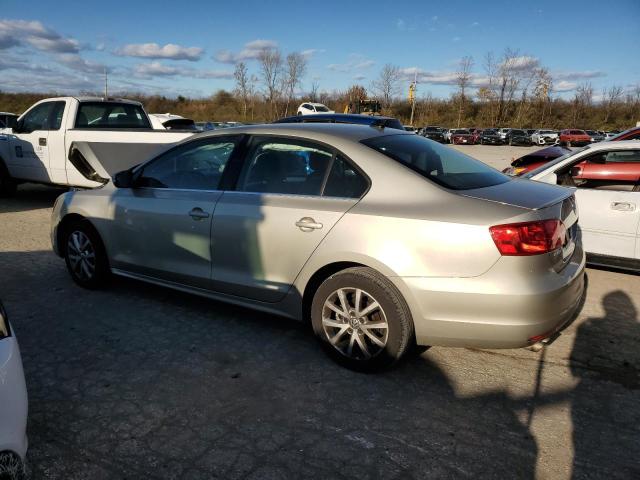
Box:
309;79;320;102
282;52;308;116
455;56;474;127
602;85;624;125
533;68;553;125
258;48;283;120
371;64;401;110
494;48;522;125
233;62;250;120
571;82;594;126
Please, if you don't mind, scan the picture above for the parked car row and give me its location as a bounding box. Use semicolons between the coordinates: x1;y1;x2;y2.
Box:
416;126;629;146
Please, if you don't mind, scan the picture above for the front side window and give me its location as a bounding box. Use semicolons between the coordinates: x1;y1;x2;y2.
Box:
238;138;333;196
75;102;151;129
20;101;65;132
362;134;509;190
137;137;238;190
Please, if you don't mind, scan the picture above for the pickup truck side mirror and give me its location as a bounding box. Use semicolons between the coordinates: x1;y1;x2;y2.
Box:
12;119;24;134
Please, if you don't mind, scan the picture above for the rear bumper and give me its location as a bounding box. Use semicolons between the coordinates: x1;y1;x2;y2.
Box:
0;335;28;462
395;246;586;349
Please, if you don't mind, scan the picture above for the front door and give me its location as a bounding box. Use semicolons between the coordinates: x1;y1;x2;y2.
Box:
211;136;368;302
7;101;65;183
107;136;242;288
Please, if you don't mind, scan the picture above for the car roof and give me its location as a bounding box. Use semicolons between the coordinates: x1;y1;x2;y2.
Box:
36;96;143;106
192;122;412;143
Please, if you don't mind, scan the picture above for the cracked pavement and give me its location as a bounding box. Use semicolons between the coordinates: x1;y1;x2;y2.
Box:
1;162;639;479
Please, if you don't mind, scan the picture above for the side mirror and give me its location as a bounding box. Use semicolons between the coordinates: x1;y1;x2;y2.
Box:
12;119;24;134
114;169;135;188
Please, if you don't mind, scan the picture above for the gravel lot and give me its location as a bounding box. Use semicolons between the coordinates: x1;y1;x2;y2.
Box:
0;145;638;479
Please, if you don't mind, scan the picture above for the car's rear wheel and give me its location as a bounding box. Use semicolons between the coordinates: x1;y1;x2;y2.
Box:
0;451;25;480
311;267;414;371
63;220;110;289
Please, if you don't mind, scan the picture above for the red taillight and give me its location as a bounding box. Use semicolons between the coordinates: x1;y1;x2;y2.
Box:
489;219;566;256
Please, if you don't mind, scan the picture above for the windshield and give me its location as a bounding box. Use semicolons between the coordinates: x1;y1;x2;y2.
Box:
362;134;510;190
483;129;497;134
75;102;151;129
453;129;470;134
522;146;590;178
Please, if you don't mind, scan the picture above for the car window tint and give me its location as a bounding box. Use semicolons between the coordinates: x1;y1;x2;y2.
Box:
363;134;509;190
323;155;368;198
137;138;238;190
238;138;333;196
22;102;54;131
605;150;640;164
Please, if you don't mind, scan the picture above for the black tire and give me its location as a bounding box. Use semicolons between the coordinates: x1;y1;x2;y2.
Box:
311;267;414;372
0;163;17;198
62;219;110;289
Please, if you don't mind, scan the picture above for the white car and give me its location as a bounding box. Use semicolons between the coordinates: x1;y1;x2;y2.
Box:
148;113;197;131
0;301;28;478
531;129;559;145
525;140;640;270
297;102;334;115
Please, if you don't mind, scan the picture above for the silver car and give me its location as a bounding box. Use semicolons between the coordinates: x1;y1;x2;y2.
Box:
51;124;585;370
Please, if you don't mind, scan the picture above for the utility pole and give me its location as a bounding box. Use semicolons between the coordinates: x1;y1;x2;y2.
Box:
409;70;417;126
104;68;108;98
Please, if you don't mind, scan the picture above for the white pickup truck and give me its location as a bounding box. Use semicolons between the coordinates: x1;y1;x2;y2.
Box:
0;97;195;196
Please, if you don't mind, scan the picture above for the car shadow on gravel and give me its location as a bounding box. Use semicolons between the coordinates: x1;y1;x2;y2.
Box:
0;184;67;214
1;249;637;479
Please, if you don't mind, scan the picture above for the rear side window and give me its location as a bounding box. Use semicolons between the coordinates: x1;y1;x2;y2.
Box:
75;102;151;129
362;134;509;190
238;138;333;196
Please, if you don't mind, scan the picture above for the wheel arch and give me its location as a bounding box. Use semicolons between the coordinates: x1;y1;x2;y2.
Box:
56;213;104;257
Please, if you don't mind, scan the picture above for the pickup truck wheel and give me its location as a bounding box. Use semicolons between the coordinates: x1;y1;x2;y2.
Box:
63;221;109;289
0;167;17;197
311;267;414;372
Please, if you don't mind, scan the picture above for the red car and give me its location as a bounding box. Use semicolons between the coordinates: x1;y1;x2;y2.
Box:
502;146;572;176
609;127;640;141
569;149;640;186
450;129;476;145
559;129;592;147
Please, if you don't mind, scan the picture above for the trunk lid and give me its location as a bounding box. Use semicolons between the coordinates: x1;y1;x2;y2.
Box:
459;178;574;210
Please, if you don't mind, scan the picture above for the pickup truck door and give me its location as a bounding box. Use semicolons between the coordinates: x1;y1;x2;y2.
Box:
7;101;65;183
107;136;242;289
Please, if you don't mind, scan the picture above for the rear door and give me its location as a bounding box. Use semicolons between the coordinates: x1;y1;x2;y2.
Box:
107;136;242;288
211;136;368;302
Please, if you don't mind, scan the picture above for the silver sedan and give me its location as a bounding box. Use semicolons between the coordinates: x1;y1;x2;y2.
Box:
51;124;585;370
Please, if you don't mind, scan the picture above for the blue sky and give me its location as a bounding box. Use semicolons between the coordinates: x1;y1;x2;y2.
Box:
1;0;638;99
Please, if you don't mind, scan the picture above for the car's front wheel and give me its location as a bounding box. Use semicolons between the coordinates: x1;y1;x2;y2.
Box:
311;267;414;371
63;220;110;289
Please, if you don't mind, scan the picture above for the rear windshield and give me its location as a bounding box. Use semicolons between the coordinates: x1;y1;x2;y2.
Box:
362;134;510;190
75;102;151;129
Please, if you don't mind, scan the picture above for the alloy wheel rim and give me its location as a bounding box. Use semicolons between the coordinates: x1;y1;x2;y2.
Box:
67;230;96;281
322;287;389;360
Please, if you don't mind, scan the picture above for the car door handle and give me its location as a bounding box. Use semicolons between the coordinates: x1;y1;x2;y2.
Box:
188;207;210;220
39;137;47;146
611;202;635;212
295;217;323;231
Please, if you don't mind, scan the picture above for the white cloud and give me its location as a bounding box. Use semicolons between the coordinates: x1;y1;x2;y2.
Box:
115;42;203;61
471;22;480;27
134;61;233;80
214;39;278;64
553;70;606;81
0;19;81;53
555;81;578;92
300;48;324;59
452;36;461;42
505;55;539;71
396;19;406;30
57;53;108;74
327;54;375;73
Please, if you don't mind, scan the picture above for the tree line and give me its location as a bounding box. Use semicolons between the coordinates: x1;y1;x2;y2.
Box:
1;47;638;130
